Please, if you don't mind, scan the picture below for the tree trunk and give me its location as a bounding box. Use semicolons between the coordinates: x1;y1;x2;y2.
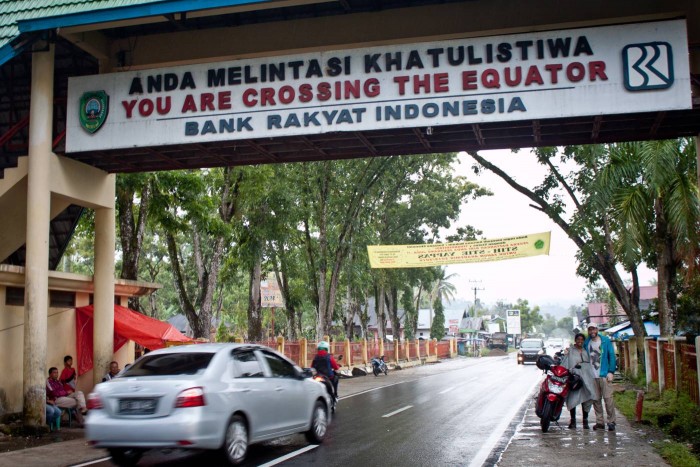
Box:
655;197;676;336
386;287;400;339
344;284;355;340
117;178;151;311
248;255;263;341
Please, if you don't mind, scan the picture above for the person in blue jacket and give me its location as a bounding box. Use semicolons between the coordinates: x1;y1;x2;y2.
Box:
582;323;617;431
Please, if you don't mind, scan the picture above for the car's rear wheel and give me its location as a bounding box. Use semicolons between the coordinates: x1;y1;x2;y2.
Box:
223;415;248;465
108;448;143;467
305;401;328;444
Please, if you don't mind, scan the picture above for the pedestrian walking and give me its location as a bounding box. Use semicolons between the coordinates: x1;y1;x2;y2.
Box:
560;333;596;428
582;324;617;431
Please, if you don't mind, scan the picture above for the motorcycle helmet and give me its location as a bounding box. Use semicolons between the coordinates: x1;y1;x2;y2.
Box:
318;341;330;351
569;373;583;391
536;354;555;371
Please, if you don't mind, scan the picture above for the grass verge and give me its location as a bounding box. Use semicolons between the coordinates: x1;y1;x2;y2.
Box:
615;386;700;467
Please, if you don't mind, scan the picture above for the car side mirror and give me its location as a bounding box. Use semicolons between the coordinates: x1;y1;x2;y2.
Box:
301;368;313;378
516;346;520;349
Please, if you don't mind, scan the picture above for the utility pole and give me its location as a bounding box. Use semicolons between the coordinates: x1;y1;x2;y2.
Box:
469;280;485;317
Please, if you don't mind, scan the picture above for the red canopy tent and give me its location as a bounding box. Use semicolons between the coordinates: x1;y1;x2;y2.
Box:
75;304;192;375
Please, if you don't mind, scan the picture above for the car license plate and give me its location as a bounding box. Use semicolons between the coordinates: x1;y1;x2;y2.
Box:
119;398;157;414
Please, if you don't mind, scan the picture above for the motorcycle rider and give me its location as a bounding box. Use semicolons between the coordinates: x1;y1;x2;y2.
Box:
311;341;340;398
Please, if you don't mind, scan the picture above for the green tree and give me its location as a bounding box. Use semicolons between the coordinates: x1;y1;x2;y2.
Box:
430;295;445;340
596;139;699;335
557;316;574;332
150;168;243;339
468;146;649;347
514;299;543;336
116;172;153;311
541;313;557;336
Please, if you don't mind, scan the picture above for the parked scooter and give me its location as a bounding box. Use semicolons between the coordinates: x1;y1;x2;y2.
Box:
534;353;579;432
371;355;388;377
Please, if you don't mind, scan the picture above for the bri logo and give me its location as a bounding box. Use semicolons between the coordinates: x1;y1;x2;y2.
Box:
622;42;674;91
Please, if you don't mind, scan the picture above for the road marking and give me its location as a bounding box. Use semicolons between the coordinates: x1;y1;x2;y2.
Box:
338;379;418;400
257;444;319;467
382;405;413;418
467;376;539;467
70;458;111;467
438;386;455;394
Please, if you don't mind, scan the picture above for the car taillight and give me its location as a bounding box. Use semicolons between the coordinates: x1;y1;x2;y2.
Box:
87;392;103;410
175;387;206;408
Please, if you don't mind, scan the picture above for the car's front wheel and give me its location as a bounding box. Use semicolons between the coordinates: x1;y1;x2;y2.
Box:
108;448;143;467
223;415;248;465
305;401;328;444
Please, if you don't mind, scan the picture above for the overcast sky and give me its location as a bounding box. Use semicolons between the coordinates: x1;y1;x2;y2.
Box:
444;149;656;309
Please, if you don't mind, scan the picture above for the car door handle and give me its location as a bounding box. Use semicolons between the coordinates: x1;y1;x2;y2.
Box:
238;388;251;393
274;386;284;392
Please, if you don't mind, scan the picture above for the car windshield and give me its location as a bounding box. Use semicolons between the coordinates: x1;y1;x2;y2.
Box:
521;340;542;349
121;352;215;377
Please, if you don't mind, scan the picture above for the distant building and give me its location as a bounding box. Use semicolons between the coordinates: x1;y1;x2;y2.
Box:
586;285;657;327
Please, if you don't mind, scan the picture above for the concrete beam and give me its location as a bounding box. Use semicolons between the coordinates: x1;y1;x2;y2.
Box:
50;156;115;209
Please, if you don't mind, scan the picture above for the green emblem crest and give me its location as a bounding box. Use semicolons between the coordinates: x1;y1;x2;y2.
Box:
534;239;545;249
79;91;109;133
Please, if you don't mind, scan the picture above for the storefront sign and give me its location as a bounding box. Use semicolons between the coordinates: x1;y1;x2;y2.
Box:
66;20;690;152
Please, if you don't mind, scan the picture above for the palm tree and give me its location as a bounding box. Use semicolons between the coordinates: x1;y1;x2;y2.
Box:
428;267;458;325
597;139;700;336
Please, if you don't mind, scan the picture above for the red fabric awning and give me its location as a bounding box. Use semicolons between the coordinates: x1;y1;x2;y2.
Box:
75;305;192;375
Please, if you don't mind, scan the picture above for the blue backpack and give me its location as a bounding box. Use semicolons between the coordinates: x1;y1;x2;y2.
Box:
312;354;333;377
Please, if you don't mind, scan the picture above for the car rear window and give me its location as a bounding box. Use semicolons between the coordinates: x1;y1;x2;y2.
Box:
122;352;215;376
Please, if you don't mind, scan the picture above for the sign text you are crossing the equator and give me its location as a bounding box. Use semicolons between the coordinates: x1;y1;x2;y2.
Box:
66;20;690;152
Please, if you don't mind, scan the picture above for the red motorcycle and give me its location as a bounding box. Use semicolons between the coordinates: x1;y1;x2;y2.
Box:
535;353;577;432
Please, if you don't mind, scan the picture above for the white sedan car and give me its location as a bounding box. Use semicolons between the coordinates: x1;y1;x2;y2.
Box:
86;343;331;466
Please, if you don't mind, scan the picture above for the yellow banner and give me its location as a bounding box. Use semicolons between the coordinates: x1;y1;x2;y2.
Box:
367;232;551;268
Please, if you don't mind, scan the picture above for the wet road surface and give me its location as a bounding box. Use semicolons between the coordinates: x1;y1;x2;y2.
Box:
76;355;542;466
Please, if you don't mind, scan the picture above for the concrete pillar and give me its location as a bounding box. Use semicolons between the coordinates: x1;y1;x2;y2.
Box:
300;338;308;367
23;44;55;427
394;339;399;363
344;339;351;368
433;338;438;357
361;339;368;365
628;338;638;379
405;340;410;361
644;338;652;389
415;339;420;360
657;338;666;392
379;339;384;358
672;338;682;392
93;204;115;385
234;337;244;343
276;336;285;354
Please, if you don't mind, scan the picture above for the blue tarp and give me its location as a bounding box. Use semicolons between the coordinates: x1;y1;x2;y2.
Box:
605;321;660;339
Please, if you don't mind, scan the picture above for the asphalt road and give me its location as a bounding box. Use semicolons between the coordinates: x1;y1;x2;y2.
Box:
78;355;542;467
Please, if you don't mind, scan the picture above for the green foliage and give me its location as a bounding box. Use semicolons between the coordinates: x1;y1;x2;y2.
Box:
615;390;700;463
652;441;700;467
513;299;543;336
215;321;233;342
430;295;445;340
676;273;700;336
